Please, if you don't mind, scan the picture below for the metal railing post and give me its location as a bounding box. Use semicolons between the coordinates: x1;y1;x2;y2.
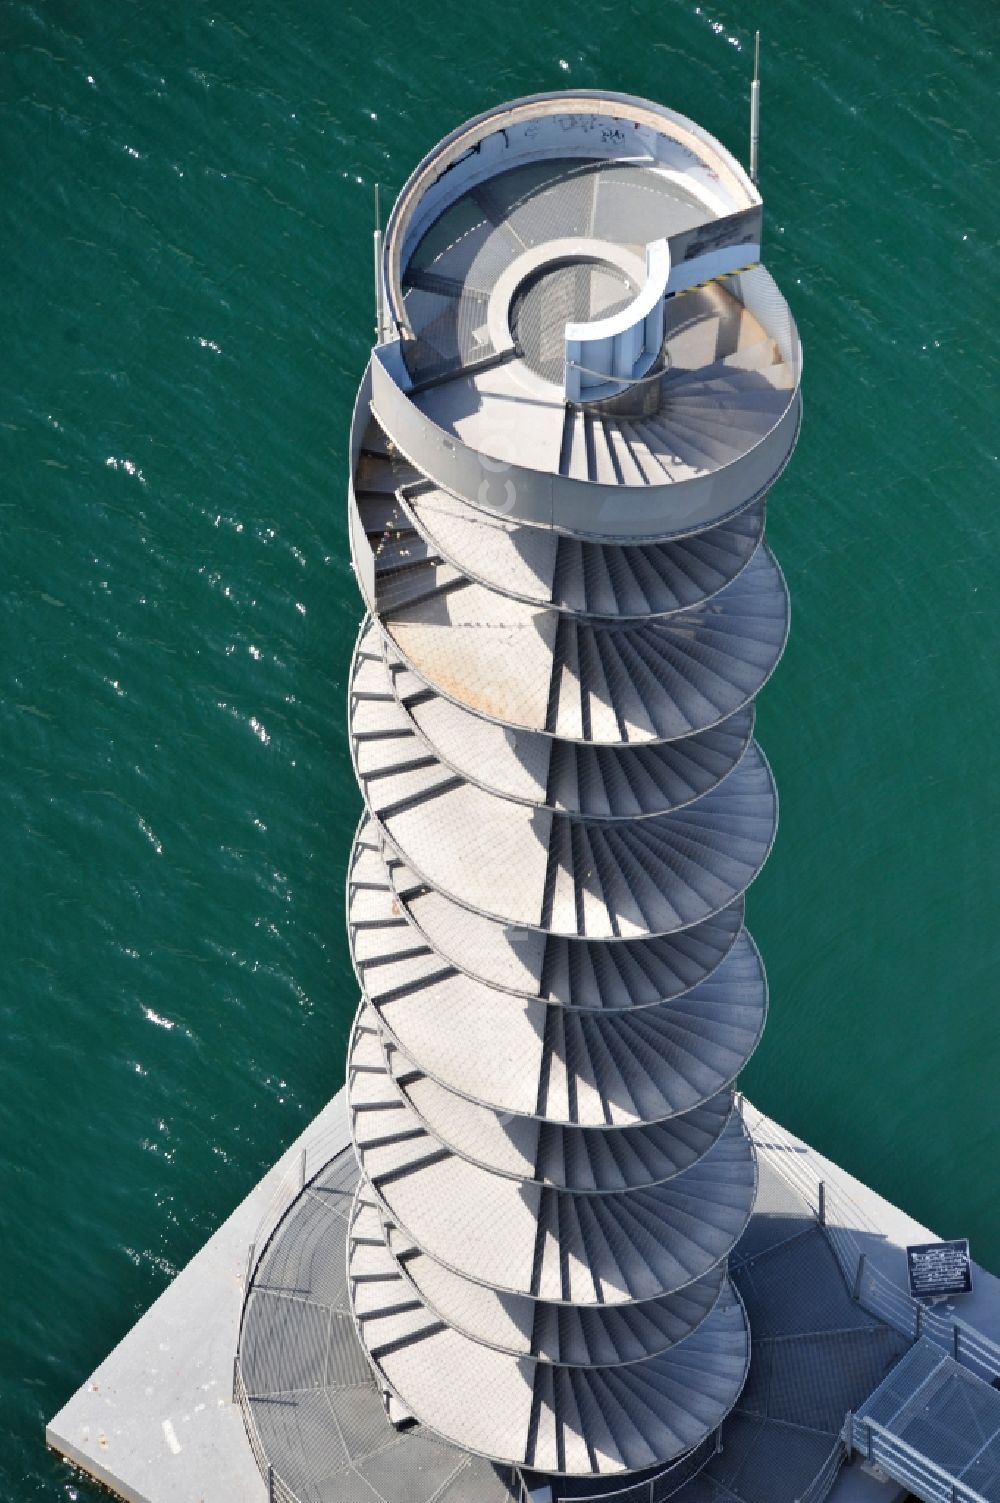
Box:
244;1241;256;1294
954;1324;961;1362
916;1302;923;1339
853;1252;866;1302
299;1148;307;1191
818;1180;826;1226
232;1353;239;1403
843;1412;853;1462
267;1463;274;1502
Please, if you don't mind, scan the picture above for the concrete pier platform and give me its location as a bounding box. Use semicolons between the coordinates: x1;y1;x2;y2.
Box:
46;1092;350;1503
46;1092;1000;1503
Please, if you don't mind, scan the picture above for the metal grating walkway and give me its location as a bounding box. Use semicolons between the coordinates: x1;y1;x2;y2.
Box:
852;1340;1000;1502
234;1136;911;1503
238;1148;519;1503
617;1164;909;1503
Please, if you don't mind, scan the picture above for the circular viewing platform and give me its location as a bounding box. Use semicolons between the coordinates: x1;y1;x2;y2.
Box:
357;91;801;544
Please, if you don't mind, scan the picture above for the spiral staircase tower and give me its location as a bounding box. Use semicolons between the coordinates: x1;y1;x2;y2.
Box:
345;92;802;1483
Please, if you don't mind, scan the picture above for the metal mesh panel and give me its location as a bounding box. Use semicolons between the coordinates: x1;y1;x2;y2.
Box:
729;1159;815;1266
255;1189;350;1308
241;1291;331;1395
238;1144;521;1503
315;1475;394;1503
358;1433;473;1503
513;261;635;383
442;1459;524;1502
961;1432;1000;1499
503;164;602;245
859;1340;945;1427
703;1415;836;1503
328;1383;399;1461
257;1388;353;1502
665;1479;734;1503
310;1138;363;1202
591;167;706;249
744;1328;906;1434
734;1227;874;1339
899;1391;989;1476
406;194;493;278
403;287;494;383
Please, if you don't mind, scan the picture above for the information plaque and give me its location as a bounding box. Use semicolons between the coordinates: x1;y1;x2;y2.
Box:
906;1239;973;1299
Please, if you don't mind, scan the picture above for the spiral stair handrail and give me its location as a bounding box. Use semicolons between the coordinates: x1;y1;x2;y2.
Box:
343;91;801;1486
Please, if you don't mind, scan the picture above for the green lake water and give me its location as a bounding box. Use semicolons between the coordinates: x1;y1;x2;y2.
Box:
2;0;997;1494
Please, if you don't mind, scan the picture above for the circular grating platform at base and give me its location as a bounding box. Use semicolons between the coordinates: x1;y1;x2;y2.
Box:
236;1147;520;1503
237;1142;910;1503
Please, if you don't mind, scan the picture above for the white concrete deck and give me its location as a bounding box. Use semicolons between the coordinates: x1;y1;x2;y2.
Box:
46;1092;349;1503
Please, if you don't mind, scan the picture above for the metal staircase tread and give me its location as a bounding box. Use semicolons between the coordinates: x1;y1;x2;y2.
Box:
363;927;765;1128
357;493;407;534
640;413;742;470
363;825;745;1007
377;547;786;744
658;397;785;437
632;417;716;474
373;533;435;574
358;729;773;939
562;407;590;480
351;1029;755;1305
621;420;687;483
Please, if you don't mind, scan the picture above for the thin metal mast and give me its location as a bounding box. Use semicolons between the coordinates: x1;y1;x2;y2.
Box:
373;182;386;344
750;31;761;184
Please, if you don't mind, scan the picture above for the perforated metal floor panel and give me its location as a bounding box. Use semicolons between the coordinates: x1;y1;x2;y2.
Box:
654;1171;911;1503
854;1341;1000;1501
239;1148;519;1503
400;156;707;387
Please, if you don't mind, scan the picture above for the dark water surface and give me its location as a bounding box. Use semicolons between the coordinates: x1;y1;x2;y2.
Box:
2;0;997;1494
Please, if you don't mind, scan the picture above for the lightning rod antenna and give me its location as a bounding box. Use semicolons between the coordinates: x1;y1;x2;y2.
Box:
749;31;761;185
373;182;386;344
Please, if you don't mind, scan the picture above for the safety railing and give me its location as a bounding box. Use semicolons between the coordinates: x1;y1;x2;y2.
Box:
564;348;672;403
796;1440;848;1503
368;303;802;542
233;1360;299;1503
742;1101;1000;1384
848;1417;990;1503
232;1107;353;1503
238;1109;350;1325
